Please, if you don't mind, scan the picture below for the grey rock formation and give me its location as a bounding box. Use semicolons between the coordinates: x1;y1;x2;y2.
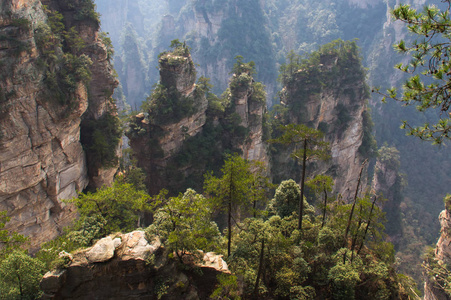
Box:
227;72;269;164
85;236;116;263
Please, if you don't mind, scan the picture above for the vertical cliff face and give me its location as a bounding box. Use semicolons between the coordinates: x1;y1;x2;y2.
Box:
178;0;277;99
0;0;117;249
272;41;374;199
49;0;120;189
371;146;404;241
424;208;451;300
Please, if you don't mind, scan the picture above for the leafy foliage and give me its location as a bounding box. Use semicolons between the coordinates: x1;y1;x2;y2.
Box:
423;245;451;297
0;250;45;300
307;174;334;228
279;39;366;88
204;154;254;257
0;215;43;299
0;211;28;259
35;217;104;271
67;180;154;235
144;84;196;125
268;179;314;218
270;123;330;230
99;31;114;61
210;273;241;300
359;108;378;158
71;0;100;25
146;189;221;262
271;124;330;162
225;191;409;299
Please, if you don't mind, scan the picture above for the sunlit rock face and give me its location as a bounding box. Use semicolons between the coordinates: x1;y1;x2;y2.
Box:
272;48;371;200
0;0;117;250
424;209;451;300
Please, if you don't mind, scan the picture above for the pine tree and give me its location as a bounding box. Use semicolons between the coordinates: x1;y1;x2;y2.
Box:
270;124;330;230
203;154;253;257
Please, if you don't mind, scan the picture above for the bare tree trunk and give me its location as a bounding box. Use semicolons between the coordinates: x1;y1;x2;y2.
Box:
253;238;265;298
321;187;328;228
298;139;308;231
357;196;377;255
343;159;367;263
351;203;364;263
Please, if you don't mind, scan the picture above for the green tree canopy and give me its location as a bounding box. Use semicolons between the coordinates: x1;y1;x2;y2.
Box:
0;250;45;300
203;154;253;257
268;179;314;219
67;180;155;235
307;174;334;228
146;189;221;262
0;211;28;259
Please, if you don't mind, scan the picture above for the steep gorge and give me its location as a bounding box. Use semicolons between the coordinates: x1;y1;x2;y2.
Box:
0;0;117;249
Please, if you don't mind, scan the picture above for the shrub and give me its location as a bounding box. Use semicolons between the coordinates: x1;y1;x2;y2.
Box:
0;250;45;299
11;18;31;31
67;181;154;234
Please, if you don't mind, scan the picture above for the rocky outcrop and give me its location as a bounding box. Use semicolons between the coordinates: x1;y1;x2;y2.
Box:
41;231;230;299
424;209;451;300
436;210;451;265
0;0;117;250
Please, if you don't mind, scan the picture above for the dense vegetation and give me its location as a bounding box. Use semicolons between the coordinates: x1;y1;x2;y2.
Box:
0;154;418;299
0;212;45;299
80;108;122;169
379;1;451;296
381;2;451;144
